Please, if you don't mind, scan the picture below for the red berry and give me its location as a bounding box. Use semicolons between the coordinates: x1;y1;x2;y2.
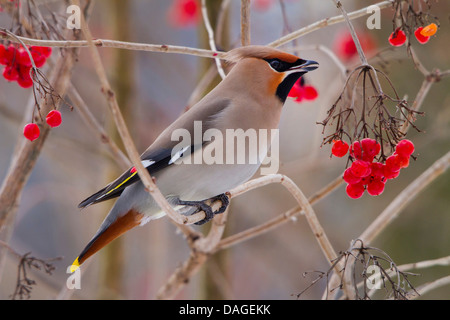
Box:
395;154;410;168
343;167;361;184
370;162;385;179
389;29;406;47
350;141;363;160
303;85;318;100
361;138;381;159
384;165;400;179
367;178;385;196
3;65;19;81
414;27;430;44
360;175;371;186
32;46;52;58
182;0;197;15
46;110;62;127
332;140;349;158
288;80;302;99
395;139;414;157
346;182;365;199
335;32;357;60
0;44;7;65
1;45;16;66
17;65;33;88
23;123;40;141
17;47;32;67
350;160;371;178
385;155;401;172
288;78;318;103
30;47;47;68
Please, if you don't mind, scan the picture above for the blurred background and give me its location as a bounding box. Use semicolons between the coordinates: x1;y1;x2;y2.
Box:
0;0;449;299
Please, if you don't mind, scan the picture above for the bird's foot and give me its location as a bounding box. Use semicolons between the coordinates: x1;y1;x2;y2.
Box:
210;193;230;215
176;193;230;225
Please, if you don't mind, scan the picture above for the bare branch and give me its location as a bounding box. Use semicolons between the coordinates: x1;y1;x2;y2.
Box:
240;0;251;46
0;31;225;60
397;255;450;272
407;275;450;299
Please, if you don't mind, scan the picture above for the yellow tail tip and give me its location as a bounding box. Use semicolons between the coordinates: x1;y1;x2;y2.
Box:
69;257;80;273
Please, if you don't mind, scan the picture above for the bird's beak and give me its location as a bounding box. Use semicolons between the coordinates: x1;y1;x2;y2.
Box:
289;59;319;73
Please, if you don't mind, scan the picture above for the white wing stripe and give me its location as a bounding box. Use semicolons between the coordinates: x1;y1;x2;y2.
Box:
169;145;190;165
142;159;155;167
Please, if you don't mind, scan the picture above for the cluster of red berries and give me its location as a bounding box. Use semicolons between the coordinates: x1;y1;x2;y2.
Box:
389;23;438;47
331;138;415;199
0;44;52;88
288;77;318;103
23;110;62;142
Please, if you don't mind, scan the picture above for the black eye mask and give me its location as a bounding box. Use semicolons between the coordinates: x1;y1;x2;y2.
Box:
265;58;310;73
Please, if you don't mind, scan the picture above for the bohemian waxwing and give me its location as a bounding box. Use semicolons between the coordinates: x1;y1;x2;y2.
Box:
70;45;318;271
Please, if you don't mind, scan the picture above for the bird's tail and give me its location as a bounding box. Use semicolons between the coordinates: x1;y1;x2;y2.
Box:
69;209;144;272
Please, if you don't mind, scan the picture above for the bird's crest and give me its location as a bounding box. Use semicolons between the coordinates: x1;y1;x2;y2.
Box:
224;45;299;64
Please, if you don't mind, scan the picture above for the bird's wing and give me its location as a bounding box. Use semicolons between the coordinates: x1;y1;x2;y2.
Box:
78;98;231;209
78;147;175;208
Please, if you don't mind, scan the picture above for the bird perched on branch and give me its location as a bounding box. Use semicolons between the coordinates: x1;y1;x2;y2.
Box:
70;45;318;272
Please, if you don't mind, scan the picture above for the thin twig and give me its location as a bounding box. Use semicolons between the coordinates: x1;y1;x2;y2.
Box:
240;0;251;46
399;77;433;134
201;0;226;79
408;46;429;76
330;0;367;65
0;240;22;259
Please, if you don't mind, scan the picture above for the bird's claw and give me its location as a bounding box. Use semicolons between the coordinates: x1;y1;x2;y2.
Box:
176;193;230;225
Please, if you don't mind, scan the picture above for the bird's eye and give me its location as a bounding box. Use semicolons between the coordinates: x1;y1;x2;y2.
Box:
269;60;282;70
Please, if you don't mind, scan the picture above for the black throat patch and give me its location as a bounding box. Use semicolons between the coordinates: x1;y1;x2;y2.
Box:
275;72;305;103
